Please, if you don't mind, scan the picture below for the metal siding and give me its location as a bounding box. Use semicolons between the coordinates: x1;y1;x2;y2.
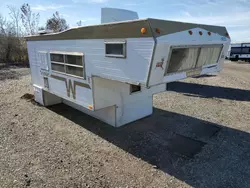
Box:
92;77;165;126
93;77;129;110
30;38;154;85
148;27;230;86
28;41;94;110
116;97;153;126
63;99;116;126
48;74;93;109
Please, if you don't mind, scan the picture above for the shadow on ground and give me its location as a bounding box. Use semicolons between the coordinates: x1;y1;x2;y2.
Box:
193;74;217;78
168;81;250;102
47;104;250;187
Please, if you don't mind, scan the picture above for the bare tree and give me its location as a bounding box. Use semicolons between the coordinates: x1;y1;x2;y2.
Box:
0;13;28;64
76;20;82;26
0;14;8;35
46;11;69;32
8;5;21;37
20;3;40;35
0;14;16;62
38;26;45;31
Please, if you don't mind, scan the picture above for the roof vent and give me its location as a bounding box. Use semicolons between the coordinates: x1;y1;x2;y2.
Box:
101;8;139;24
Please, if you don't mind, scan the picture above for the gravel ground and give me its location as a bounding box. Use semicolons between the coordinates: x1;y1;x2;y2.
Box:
0;61;249;188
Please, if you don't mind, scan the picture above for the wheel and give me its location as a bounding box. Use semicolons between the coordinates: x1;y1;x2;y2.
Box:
235;55;239;61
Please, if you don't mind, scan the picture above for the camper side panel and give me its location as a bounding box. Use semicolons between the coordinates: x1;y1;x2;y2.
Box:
32;38;154;85
27;42;43;87
92;77;166;126
27;41;94;110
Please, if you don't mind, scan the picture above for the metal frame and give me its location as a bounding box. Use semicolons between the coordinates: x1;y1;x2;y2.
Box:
104;40;126;58
50;52;86;80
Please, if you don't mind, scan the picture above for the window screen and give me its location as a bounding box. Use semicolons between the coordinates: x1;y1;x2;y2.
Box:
65;55;83;66
196;46;222;67
105;42;126;58
51;54;64;62
51;63;64;73
66;66;83;77
165;45;222;75
166;48;199;74
50;53;85;79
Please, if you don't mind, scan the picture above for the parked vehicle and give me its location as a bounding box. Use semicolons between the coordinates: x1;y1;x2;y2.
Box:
230;43;250;62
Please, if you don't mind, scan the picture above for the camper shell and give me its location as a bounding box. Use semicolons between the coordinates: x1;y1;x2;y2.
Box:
26;14;230;127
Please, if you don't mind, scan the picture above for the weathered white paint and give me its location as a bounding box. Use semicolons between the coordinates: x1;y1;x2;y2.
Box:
33;85;44;105
64;99;117;126
43;90;62;106
93;77;165;126
27;26;230;127
48;73;94;110
27;37;154;86
148;27;230;86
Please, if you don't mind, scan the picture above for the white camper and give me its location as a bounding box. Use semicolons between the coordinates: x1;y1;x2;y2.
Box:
25;8;231;127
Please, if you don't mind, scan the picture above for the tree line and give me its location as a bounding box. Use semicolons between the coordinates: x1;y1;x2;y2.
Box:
0;3;70;64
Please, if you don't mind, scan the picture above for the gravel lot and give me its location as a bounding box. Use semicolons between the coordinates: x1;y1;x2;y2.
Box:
0;61;250;188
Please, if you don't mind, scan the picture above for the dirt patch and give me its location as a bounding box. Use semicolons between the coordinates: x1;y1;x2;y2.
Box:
0;61;250;188
21;93;34;101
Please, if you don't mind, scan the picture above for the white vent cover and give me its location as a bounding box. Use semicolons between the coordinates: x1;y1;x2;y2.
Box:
101;8;139;24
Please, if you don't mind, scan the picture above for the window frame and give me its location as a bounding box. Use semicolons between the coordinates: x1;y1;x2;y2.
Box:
50;51;86;79
164;44;223;76
104;41;126;58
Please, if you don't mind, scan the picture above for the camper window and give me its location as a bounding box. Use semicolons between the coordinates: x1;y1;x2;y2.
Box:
51;54;64;63
51;63;65;73
50;53;85;79
66;66;84;77
105;42;126;58
65;55;83;66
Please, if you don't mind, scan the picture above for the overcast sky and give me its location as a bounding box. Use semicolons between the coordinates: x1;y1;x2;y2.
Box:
0;0;249;42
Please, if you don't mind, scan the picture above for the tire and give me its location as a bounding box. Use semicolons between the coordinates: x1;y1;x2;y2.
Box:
235;55;239;61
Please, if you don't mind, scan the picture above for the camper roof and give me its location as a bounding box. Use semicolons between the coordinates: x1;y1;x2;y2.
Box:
25;18;228;41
